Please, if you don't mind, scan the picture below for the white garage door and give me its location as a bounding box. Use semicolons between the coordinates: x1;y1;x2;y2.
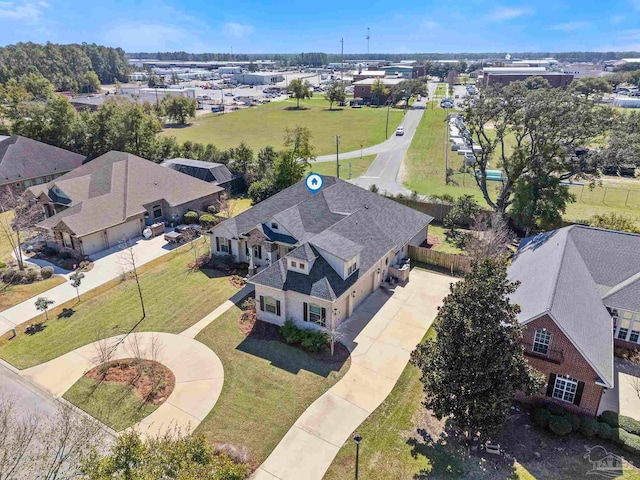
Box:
107;219;141;248
81;231;106;256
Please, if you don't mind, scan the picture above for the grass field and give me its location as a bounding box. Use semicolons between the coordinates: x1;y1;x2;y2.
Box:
194;304;350;469
307;154;376;179
434;83;448;97
0;276;66;311
0;211;16;263
63;377;158;432
427;224;466;254
0;242;239;369
404;103;640;226
160;98;405;155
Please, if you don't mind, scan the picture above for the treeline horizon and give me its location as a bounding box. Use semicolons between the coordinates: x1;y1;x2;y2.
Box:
126;51;640;65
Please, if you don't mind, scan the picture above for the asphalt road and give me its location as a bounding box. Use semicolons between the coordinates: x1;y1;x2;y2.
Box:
0;361;60;417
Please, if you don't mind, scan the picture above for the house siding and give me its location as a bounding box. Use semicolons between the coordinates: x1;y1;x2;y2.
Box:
519;314;605;416
165;192;221;225
255;285;333;330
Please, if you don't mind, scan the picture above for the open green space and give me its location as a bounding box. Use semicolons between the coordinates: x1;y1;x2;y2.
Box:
404;103;640;226
0;276;66;311
0;210;16;263
307;154;377;179
434;83;448;97
0;242;239;369
427;224;466;255
194;304;350;469
160;98;405;155
63;376;158;432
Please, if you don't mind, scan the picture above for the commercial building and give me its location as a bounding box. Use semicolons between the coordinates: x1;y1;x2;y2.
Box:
480;67;574;88
70;87;196;111
232;72;285;85
352;78;403;103
352;70;386;82
130;59;278;70
380;64;424;79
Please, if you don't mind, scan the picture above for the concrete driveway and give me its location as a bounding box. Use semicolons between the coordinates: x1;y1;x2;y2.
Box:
254;268;454;480
598;358;640;420
0;235;180;336
21;331;224;437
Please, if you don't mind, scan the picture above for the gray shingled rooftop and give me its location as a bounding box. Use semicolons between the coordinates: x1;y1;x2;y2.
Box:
507;225;640;389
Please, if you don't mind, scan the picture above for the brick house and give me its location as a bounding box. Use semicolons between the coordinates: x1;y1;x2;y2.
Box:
507;226;638;415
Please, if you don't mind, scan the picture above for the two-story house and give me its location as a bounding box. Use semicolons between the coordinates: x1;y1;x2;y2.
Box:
210;176;433;331
509;225;640;415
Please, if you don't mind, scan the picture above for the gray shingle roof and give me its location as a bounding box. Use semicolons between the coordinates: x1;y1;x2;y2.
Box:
161;158;235;184
229;176;433;301
0;136;85;186
34;151;222;237
287;243;317;262
507;225;640;388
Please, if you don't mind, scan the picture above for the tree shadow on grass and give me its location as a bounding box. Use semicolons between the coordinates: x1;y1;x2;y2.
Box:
57;308;75;319
323;108;345;112
282;106;310;111
25;323;46;335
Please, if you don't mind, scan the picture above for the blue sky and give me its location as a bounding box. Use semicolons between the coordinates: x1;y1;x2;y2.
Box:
1;0;640;53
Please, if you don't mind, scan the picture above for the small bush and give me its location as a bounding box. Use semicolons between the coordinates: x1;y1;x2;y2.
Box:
0;261;5;269
183;211;198;224
199;213;217;228
532;408;553;429
210;254;236;273
580;418;600;437
600;410;619;428
597;423;615;440
0;269;13;283
546;402;566;416
618;429;640;453
280;320;302;345
279;320;328;353
43;246;58;256
549;416;573;436
207;205;218;214
619;414;640;436
25;269;40;283
11;270;26;284
40;266;54;279
568;414;582;432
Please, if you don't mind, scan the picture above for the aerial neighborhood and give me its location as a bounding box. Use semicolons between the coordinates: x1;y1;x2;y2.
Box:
2;10;640;479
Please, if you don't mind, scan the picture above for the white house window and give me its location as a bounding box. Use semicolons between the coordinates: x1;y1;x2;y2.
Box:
291;261;297;268
218;237;230;253
265;297;278;314
618;317;631;341
253;245;262;259
299;262;305;270
309;304;323;325
533;329;551;355
347;261;358;276
553;376;578;403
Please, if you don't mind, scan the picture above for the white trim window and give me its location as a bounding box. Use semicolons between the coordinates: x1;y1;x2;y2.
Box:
533;329;551;355
264;296;278;315
309;304;322;323
219;237;231;254
553;375;578;403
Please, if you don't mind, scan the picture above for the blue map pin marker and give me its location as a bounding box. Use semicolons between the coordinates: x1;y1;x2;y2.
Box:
305;173;323;194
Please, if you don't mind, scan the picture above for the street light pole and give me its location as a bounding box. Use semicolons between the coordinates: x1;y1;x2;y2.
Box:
385;100;391;139
353;433;362;480
335;135;340;178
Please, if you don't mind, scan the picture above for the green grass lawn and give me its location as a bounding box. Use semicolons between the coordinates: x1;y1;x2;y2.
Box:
0;210;16;263
0;243;239;369
0;276;66;311
194;304;350;469
63;377;158;432
404;103;640;226
160;98;404;155
307;154;377;179
427;224;466;254
434;83;448;97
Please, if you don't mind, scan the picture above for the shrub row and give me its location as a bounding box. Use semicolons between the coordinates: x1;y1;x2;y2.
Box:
0;266;54;284
532;406;640;454
280;320;329;353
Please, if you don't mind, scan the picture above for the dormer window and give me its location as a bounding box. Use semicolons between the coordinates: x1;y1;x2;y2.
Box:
271;222;279;229
291;261;297;268
347;261;358;276
299;262;305;270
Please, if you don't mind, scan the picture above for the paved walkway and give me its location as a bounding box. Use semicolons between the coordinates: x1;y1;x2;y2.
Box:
22;332;224;437
598;358;640;420
254;268;455;480
0;235;180;336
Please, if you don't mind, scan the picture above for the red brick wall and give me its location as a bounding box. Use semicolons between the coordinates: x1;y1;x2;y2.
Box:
520;314;604;416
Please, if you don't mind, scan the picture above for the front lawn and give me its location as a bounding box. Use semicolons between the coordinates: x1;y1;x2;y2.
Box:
0;276;66;311
160;97;404;155
0;244;239;369
307;154;377;179
194;304;350;469
0;210;16;263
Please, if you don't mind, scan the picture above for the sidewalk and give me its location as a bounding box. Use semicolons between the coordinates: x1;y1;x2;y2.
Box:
0;235;179;336
253;268;454;480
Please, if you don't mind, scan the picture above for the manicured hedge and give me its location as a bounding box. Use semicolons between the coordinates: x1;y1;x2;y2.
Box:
580;417;600;437
199;213;217;228
183;211;198;224
600;410;640;436
280;320;328;353
549;416;573;436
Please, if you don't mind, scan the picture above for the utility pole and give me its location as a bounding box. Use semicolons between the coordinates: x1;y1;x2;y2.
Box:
335;135;340;178
366;28;370;59
385;99;391;139
340;38;344;84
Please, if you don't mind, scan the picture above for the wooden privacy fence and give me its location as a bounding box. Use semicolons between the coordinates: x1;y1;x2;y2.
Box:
390;198;454;222
408;245;473;275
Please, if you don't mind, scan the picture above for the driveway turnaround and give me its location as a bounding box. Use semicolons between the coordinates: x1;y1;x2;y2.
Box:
0;235;179;336
254;268;454;480
21;332;224;437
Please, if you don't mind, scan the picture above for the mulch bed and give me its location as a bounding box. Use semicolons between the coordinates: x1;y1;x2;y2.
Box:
238;309;350;365
85;358;175;405
422;237;441;249
229;275;246;289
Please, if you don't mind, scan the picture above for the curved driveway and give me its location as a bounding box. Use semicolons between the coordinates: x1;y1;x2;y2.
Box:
21;332;224;437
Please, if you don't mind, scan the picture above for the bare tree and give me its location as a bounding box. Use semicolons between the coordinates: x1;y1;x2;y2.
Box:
0;397;40;480
465;213;515;261
182;228;206;268
118;238;145;319
92;331;115;370
0;188;42;271
215;192;236;219
326;321;343;358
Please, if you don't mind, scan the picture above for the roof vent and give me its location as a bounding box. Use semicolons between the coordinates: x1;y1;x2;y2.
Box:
154;181;158;186
364;205;369;209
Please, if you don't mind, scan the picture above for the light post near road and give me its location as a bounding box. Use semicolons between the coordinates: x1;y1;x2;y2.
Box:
335;135;340;178
353;433;362;480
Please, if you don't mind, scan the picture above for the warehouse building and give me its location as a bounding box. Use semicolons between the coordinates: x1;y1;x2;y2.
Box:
232;72;285;85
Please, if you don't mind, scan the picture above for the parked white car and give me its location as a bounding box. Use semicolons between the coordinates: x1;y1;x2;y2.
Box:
395;126;405;136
